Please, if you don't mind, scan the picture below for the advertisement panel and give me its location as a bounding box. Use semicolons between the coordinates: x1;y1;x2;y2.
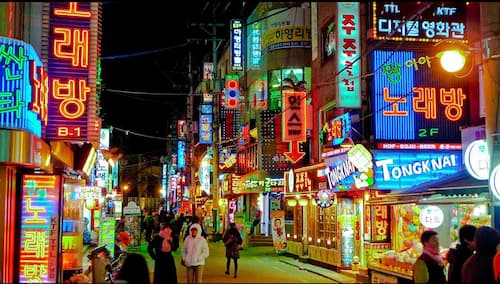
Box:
19;174;61;283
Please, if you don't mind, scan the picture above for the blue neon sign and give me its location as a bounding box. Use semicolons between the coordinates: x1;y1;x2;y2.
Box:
0;37;47;137
372;150;463;190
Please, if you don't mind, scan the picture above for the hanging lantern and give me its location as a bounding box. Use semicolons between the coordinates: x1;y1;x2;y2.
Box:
298;198;308;206
287;199;297;207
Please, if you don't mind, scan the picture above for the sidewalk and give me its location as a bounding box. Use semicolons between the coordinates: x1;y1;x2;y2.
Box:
278;256;357;283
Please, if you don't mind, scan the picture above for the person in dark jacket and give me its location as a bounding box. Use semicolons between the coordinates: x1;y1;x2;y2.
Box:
447;224;477;284
462;226;500;284
148;223;178;284
222;223;243;278
115;253;150;284
413;230;446;284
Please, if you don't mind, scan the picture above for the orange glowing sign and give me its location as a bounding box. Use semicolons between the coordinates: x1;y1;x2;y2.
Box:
46;2;101;143
383;87;466;121
282;91;307;142
19;174;61;283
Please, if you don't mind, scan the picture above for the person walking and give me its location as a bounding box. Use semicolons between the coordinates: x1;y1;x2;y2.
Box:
115;253;150;284
182;223;210;283
462;226;500;284
446;224;476;284
223;223;243;278
413;230;446;284
148;223;179;284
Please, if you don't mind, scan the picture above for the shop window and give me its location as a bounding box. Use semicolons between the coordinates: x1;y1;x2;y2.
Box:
318;206;337;249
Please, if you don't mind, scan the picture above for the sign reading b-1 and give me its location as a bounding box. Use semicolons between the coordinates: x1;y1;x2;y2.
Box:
282;90;307;163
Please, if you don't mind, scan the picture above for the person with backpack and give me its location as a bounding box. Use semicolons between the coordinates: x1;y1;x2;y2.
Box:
148;223;178;284
222;223;243;278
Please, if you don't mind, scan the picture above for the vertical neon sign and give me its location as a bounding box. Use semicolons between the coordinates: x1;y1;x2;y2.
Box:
336;2;361;108
19;174;61;283
46;2;100;142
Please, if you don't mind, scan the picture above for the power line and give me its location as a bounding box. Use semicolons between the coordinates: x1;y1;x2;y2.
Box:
104;88;202;96
100;42;188;60
109;126;177;141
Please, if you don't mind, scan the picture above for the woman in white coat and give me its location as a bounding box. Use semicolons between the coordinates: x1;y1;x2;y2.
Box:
182;223;210;283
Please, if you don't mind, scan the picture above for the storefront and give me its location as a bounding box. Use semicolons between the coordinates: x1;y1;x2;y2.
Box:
365;171;490;283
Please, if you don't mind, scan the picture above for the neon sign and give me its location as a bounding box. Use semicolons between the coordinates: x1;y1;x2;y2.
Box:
19;174;61;283
322;112;351;147
230;19;243;71
372;50;469;142
282;90;307;164
372;150;462;190
46;2;100;142
337;2;361;108
372;2;468;43
0;37;47;137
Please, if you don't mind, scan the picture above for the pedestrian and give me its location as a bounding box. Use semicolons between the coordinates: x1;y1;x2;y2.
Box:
143;211;154;243
462;226;500;284
250;209;261;235
412;230;446;284
493;249;500;282
184;215;208;240
148;223;178;284
223;222;243;278
182;223;210;283
115;253;150;284
447;224;476;284
114;231;130;259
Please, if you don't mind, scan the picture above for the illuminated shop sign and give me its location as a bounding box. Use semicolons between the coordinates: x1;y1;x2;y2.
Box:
0;37;47;137
372;150;462;190
322;144;374;190
244;178;284;192
282;90;307;163
177;140;186;170
249;79;268;111
370;205;389;242
262;7;311;54
322;112;351;147
464;139;490;180
285;169;312;192
219;147;237;170
337;2;361;108
46;2;100;142
199;112;212;144
249;22;261;68
19;174;61;283
230;19;243;71
372;50;469;142
372;2;467;43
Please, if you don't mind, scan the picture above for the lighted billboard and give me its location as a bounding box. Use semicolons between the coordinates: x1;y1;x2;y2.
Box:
0;37;48;137
230;19;243;71
337;2;361;108
19;174;61;283
45;2;101;143
372;50;470;142
372;150;462;190
372;2;468;43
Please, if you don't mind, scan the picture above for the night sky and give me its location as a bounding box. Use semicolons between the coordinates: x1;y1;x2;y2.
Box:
99;1;257;155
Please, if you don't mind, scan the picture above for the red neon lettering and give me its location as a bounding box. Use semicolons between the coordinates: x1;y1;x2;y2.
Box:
29;61;49;126
440;88;465;121
53;2;91;18
52;79;90;119
53;27;89;68
382;87;407;116
413;87;437;119
342;14;356;35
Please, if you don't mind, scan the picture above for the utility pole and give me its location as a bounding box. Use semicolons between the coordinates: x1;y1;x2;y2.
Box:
481;3;500;229
190;3;226;222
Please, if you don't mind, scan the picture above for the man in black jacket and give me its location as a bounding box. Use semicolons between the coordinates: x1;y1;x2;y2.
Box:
447;224;476;284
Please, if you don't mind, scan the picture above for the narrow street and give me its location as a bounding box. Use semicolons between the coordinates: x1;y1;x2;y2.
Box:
128;240;336;283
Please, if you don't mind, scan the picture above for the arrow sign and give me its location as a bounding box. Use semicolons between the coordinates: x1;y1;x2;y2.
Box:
284;141;305;164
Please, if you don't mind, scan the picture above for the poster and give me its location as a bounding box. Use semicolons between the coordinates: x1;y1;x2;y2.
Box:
98;218;116;257
271;210;287;254
123;201;142;247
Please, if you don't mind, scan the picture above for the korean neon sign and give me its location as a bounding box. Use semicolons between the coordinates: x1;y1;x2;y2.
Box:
322;112;351;147
372;50;469;142
337;2;361;108
0;37;48;137
46;2;100;141
372;2;467;43
19;174;61;283
230;19;243;71
371;205;389;242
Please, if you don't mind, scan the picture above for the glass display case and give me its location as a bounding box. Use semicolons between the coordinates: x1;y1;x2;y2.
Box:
62;195;83;279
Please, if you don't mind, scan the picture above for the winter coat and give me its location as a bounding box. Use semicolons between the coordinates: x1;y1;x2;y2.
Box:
148;233;177;284
447;243;474;284
223;228;243;259
182;223;209;267
462;226;500;284
413;253;446;284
